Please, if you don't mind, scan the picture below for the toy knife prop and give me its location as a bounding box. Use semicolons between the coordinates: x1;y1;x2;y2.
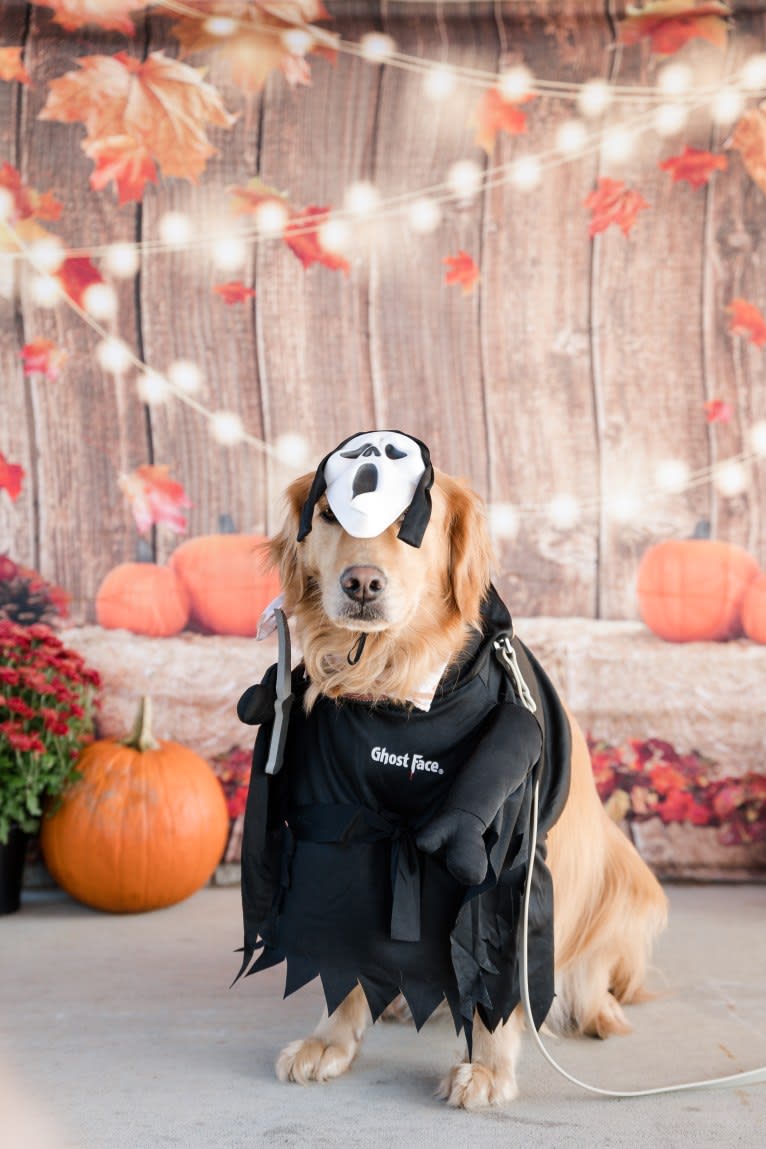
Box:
264;607;294;776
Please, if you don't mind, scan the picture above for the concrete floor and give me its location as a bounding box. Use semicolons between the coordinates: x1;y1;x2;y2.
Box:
1;884;765;1149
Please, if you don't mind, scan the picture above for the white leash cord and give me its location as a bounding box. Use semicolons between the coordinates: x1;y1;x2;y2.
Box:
520;778;766;1096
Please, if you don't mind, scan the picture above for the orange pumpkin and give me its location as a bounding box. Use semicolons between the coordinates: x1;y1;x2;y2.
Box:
637;538;759;643
169;519;280;636
40;698;229;913
742;573;766;644
96;562;190;637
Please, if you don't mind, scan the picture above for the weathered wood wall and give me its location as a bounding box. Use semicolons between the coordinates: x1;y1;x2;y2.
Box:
1;0;765;623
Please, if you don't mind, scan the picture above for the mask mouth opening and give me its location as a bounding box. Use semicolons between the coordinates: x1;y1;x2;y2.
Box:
351;463;378;499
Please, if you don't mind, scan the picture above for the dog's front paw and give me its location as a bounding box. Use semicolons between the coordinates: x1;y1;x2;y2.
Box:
437;1061;518;1110
275;1036;358;1084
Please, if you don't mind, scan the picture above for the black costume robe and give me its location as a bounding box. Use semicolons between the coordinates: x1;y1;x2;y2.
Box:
234;587;571;1047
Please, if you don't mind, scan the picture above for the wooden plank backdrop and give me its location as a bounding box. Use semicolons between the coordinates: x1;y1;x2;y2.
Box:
1;0;765;623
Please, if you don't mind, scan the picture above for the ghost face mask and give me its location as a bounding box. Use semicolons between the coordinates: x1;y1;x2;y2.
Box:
297;431;434;547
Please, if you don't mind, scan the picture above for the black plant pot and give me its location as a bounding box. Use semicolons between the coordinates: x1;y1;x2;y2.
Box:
0;825;29;914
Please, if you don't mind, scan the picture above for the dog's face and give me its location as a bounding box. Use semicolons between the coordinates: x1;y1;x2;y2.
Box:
272;469;494;638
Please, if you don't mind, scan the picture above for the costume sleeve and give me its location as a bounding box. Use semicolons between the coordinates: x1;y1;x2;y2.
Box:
415;701;541;885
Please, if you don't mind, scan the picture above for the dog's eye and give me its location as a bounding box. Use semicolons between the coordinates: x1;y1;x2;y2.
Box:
319;506;337;524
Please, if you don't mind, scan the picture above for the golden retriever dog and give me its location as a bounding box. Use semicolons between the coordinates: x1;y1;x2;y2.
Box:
256;463;667;1110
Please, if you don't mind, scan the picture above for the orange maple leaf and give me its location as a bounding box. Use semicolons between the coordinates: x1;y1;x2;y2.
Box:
40;51;236;189
0;46;31;85
475;87;535;154
171;0;335;93
729;108;766;197
728;298;766;348
703;398;732;423
34;1;144;35
618;1;731;55
585;178;650;237
0;162;62;223
214;281;257;304
229;177;289;220
21;339;68;380
659;146;728;188
85;135;158;204
55;256;104;308
444;251;481;295
0;450;24;501
118;464;191;536
284;206;350;273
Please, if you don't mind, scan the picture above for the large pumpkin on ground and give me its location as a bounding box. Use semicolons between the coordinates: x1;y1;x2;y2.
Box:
742;573;766;644
40;698;229;913
636;538;759;643
169;518;280;636
96;562;190;637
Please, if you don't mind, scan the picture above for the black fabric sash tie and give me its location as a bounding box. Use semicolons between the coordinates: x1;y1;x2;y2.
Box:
288;803;424;943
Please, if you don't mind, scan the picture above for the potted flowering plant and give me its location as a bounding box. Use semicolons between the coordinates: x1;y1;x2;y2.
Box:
0;619;100;912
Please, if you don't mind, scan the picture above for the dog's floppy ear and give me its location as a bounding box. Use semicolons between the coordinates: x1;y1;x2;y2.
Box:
440;472;494;626
270;472;314;608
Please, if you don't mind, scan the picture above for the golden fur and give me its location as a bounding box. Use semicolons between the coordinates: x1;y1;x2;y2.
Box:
269;468;668;1108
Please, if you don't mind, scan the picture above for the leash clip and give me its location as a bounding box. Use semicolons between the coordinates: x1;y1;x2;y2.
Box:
493;636;537;714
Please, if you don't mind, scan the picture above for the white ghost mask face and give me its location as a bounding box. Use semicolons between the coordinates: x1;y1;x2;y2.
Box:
323;431;427;539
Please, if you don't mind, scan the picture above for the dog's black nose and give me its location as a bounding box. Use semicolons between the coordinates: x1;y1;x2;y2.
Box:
340;565;387;603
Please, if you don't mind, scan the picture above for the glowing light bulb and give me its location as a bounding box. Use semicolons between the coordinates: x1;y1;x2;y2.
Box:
359;33;396;63
607;491;641;523
137;371;170;405
104;243;140;278
282;28;314;56
212;234;247;271
0;187;14;221
488;502;520;540
424;66;456;101
318;216;351;254
750;421;766;456
499;65;533;102
211;410;245;445
653;103;689;137
203;16;237;37
96;337;132;374
655;459;690;493
158;211;193;248
577;80;612;118
555;119;588;155
510;156;542;190
712;86;745;125
344;181;380;217
254;200;289;237
549;494;581;530
602;127;635;163
408;198;442;234
741;53;766;92
447;160;482;200
657;63;693;96
167;359;203;395
29;237;64;273
715;460;748;497
275;432;310;467
30;275;60;306
82;283;117;320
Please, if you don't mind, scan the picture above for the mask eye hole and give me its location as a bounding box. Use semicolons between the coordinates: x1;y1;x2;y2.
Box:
385;444;407;460
319;505;337;524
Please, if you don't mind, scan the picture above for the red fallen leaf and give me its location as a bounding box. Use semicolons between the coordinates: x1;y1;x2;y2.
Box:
34;0;143;35
475;87;535;154
21;339;68;380
729;108;766;197
284;206;350;273
0;46;32;86
0;450;24;501
118;464;191;535
659;146;728;189
55;256;104;308
618;1;731;56
444;251;481;295
85;134;158;204
584;177;650;237
728;298;766;347
704;398;732;423
214;281;257;304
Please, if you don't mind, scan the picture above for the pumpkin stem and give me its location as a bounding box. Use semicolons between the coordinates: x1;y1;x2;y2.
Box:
135;537;154;563
122;696;160;752
219;513;237;534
